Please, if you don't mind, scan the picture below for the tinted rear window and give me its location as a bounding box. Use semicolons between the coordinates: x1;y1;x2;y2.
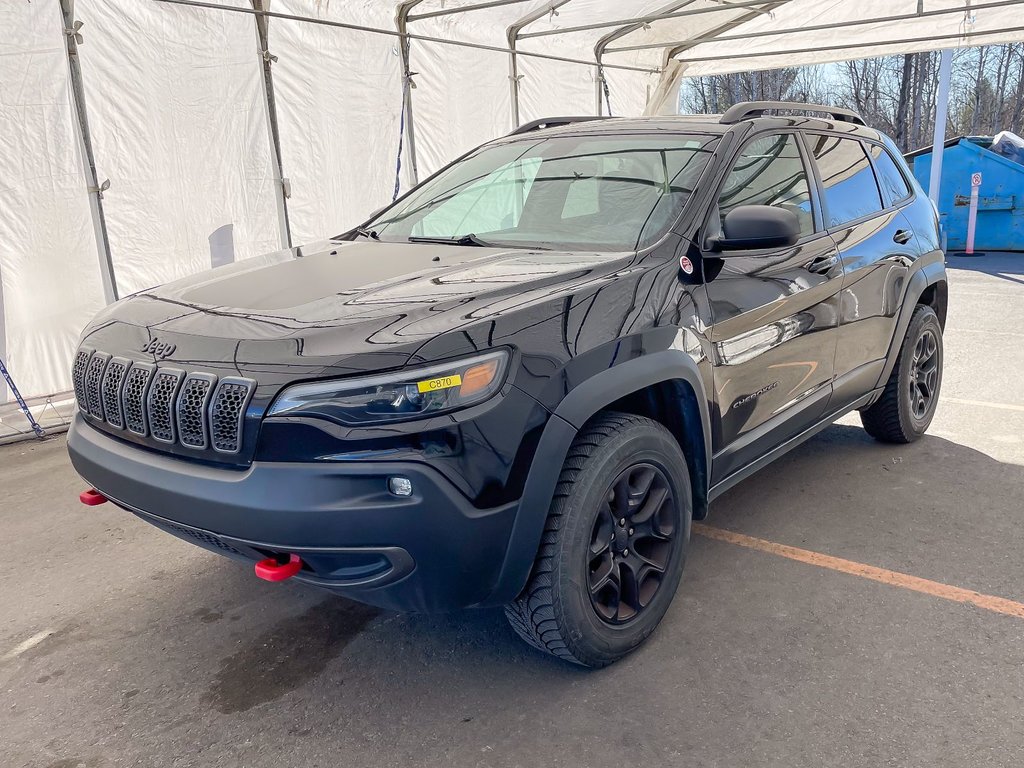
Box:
806;135;883;228
867;143;912;205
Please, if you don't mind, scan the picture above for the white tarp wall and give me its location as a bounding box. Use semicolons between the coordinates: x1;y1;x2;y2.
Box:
75;0;283;296
3;0;1024;411
272;0;403;241
0;1;107;404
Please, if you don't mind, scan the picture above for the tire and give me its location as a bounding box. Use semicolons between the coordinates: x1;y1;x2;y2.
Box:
505;412;691;668
860;304;943;443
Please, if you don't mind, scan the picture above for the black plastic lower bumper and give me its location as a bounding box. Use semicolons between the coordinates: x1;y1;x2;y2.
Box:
67;415;519;612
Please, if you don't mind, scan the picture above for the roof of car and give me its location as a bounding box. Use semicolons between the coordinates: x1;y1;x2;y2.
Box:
507;111;883;142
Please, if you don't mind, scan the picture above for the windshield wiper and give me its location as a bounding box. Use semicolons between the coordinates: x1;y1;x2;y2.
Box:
354;227;380;240
407;234;493;247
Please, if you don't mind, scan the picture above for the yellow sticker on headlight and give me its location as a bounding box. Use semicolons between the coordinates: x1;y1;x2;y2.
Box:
416;374;463;393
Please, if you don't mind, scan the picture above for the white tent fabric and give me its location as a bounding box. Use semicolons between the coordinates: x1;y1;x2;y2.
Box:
75;0;283;296
0;0;106;404
272;0;403;241
2;0;1024;411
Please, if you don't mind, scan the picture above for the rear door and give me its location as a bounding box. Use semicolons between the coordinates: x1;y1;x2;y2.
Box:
803;134;918;409
702;132;844;485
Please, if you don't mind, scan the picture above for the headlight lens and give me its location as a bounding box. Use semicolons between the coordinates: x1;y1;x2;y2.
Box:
267;350;510;426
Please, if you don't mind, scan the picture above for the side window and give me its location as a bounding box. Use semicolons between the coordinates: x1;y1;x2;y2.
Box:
717;133;814;237
866;143;912;205
806;135;884;228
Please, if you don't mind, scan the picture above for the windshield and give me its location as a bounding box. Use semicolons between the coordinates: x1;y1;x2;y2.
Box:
366;133;719;252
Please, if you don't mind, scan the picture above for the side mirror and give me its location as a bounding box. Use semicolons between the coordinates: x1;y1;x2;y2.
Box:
711;205;801;252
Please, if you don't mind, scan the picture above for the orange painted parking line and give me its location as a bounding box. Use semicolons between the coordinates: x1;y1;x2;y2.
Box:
692;523;1024;620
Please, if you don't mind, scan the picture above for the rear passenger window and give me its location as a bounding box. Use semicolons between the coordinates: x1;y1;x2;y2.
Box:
867;144;912;205
806;136;883;228
717;133;814;237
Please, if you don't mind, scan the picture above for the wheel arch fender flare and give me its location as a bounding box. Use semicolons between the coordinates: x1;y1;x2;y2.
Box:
485;349;711;606
876;256;947;388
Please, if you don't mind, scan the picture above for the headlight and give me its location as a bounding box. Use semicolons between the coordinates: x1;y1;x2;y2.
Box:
267;350;510;426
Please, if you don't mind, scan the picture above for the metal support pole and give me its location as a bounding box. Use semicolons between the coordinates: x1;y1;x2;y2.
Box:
396;1;424;187
252;0;292;249
60;0;118;303
508;34;523;128
400;46;420;187
506;1;576;130
929;47;954;204
593;1;693;118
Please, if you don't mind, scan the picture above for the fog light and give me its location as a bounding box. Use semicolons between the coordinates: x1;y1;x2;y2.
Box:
388;476;413;497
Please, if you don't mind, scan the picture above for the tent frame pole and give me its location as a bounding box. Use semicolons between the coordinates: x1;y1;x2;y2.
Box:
609;0;1019;53
506;1;575;130
410;0;537;23
929;47;954;204
252;0;292;249
155;0;657;74
674;24;1024;66
521;0;781;40
60;0;118;304
593;0;695;116
396;1;425;186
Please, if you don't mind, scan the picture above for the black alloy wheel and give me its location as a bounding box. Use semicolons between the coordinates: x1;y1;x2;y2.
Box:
505;412;691;667
588;463;677;625
909;328;940;420
860;304;943;443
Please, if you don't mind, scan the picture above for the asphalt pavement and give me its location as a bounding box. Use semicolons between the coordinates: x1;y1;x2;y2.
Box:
2;253;1023;768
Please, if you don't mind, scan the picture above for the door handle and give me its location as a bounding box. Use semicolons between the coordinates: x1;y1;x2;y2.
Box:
893;229;913;245
805;254;839;274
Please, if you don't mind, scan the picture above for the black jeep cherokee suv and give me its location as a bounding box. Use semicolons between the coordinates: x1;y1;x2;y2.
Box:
68;101;946;667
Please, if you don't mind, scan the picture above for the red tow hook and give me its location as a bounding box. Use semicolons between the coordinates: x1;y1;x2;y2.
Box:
254;554;303;582
79;488;108;506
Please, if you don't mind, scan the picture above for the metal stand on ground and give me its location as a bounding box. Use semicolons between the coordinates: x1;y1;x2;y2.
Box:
0;358;47;439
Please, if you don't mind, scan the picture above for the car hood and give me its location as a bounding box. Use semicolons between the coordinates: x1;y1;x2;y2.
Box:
81;239;630;378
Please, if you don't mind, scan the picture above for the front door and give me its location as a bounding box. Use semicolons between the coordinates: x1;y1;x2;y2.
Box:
702;132;844;485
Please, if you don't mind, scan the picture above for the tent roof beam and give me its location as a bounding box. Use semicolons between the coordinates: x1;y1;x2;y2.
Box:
152;0;657;73
408;0;538;23
518;0;781;40
676;23;1024;66
606;0;1015;54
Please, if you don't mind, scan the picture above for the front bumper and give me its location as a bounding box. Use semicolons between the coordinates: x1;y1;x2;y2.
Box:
68;415;519;612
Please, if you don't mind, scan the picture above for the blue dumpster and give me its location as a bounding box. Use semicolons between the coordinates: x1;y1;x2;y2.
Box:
909;136;1024;251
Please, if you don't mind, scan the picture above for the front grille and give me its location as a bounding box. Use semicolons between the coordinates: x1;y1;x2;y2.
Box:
72;347;255;456
84;352;110;418
123;364;155;436
176;373;216;449
73;349;93;411
100;357;131;428
210;378;255;454
147;369;185;443
157;518;245;557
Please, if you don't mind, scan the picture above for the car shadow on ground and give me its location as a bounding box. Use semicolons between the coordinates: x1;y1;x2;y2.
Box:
146;421;1024;718
946;250;1024;283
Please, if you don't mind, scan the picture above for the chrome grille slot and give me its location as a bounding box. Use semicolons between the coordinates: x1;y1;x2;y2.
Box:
209;378;255;454
73;345;254;458
84;352;110;419
146;368;185;444
100;357;131;428
123;363;155;436
72;349;93;412
176;373;216;449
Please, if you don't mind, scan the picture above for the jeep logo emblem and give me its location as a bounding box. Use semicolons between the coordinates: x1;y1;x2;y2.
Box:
141;338;177;359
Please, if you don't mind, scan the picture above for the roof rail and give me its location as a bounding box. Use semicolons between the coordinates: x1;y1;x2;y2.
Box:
509;116;606;135
719;101;866;126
